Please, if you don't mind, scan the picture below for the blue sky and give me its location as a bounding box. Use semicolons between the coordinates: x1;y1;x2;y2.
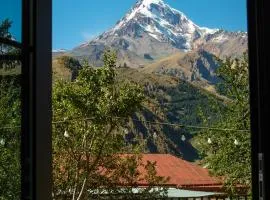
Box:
0;0;247;50
53;0;247;50
0;0;22;41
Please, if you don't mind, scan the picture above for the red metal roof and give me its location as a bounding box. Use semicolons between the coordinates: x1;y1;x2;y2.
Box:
137;154;223;190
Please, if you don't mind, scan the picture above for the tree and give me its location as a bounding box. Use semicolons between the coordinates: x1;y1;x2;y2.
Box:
0;77;21;200
0;19;12;54
56;56;82;80
87;154;169;200
0;19;20;70
52;51;168;200
193;54;251;196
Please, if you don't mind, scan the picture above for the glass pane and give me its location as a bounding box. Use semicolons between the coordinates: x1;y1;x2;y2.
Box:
0;1;21;199
0;0;22;42
53;0;250;199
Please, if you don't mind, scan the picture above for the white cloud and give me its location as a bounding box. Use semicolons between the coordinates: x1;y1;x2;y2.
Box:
81;31;100;41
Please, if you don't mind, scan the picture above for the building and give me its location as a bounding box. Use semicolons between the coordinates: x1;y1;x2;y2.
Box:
114;154;249;199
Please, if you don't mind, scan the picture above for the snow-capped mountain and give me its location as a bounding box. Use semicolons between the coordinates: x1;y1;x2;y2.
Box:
106;0;218;51
71;0;247;68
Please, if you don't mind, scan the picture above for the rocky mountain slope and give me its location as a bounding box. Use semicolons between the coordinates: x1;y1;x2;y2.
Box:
68;0;247;90
141;49;220;89
71;0;247;66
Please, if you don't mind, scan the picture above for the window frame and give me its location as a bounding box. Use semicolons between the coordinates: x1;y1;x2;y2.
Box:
247;0;270;199
21;0;52;199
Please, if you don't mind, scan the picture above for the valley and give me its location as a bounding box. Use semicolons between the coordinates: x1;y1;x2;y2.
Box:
52;0;247;161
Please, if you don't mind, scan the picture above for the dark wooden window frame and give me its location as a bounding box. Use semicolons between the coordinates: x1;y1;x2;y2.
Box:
1;0;52;199
247;1;270;200
21;0;52;199
1;0;269;199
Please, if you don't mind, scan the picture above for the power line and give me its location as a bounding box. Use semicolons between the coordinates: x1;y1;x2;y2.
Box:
0;117;250;132
52;116;250;132
120;117;249;132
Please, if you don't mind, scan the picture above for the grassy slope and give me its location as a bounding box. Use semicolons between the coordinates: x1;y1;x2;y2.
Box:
141;50;221;95
52;58;72;81
140;52;187;74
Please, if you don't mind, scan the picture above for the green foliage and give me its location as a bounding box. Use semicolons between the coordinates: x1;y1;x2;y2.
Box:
193;54;251;196
56;56;82;80
116;68;223;160
0;19;21;200
0;76;21;200
0;19;12;37
52;51;168;199
0;19;21;70
88;154;169;200
54;59;225;160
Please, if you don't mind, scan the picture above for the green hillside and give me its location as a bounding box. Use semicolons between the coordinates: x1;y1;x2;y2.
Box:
116;67;225;161
53;57;225;161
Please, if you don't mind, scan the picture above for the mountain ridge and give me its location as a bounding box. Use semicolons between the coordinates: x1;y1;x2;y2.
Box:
68;0;247;89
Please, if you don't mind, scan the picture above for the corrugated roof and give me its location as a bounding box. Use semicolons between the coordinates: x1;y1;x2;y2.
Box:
138;154;222;189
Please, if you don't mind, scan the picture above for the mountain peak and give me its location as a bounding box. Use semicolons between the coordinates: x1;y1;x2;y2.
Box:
108;0;219;51
112;0;186;34
72;0;248;69
137;0;165;6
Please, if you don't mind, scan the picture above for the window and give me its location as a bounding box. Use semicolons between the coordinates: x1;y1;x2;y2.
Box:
0;0;52;199
52;0;252;199
0;0;22;199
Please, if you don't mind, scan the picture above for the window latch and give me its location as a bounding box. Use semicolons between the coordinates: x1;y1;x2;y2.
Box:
259;153;265;200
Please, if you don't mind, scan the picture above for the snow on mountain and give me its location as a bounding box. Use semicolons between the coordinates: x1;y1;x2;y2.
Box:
112;0;166;32
52;49;67;53
72;0;247;67
105;0;219;51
